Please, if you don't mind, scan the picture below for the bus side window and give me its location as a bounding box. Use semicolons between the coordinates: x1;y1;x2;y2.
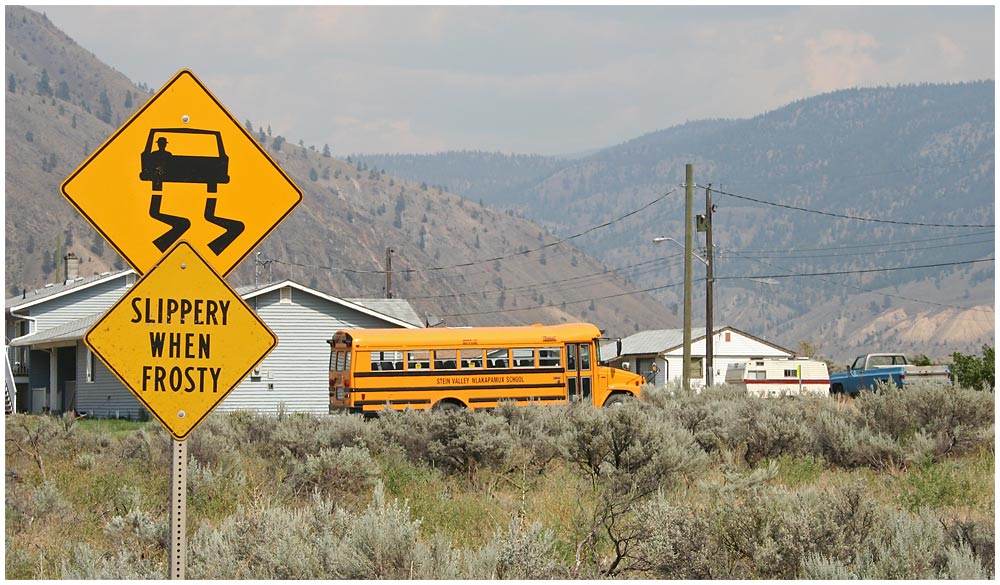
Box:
460;348;483;369
407;350;430;370
434;349;458;370
512;348;535;368
539;347;561;367
487;349;508;368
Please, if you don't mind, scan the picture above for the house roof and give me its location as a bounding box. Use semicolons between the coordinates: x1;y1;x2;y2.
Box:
9;313;101;347
345;298;424;328
234;280;422;329
6;270;135;312
604;326;793;357
616;327;707;356
9;277;421;349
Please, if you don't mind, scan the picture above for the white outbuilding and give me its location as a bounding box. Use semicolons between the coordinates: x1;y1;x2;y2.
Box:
602;326;794;388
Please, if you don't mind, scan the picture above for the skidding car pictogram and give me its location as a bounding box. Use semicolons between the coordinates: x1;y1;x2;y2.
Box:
140;128;230;193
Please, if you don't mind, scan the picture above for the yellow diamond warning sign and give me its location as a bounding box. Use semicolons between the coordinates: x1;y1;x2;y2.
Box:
61;69;301;277
85;241;277;440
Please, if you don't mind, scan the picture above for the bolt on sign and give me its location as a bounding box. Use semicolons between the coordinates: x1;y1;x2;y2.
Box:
61;69;301;277
85;241;277;440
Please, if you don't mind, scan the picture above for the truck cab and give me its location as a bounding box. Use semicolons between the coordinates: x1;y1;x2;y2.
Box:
830;353;952;396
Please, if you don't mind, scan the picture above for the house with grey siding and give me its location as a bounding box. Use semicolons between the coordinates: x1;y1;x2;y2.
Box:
221;281;421;415
7;265;421;418
601;326;794;388
6;266;135;414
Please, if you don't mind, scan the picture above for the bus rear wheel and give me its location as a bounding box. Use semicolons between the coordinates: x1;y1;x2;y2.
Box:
434;400;464;413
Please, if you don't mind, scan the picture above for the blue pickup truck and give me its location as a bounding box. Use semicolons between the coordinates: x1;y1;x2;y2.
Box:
829;353;953;396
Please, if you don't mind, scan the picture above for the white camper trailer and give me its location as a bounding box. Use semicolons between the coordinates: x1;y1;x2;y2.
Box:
725;358;830;397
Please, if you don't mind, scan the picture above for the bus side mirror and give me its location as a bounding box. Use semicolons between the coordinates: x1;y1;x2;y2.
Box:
616;339;622;357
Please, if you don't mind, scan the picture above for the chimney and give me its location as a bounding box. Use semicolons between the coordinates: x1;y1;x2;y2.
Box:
64;252;80;282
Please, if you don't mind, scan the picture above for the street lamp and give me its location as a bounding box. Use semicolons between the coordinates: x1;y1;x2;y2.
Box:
654;233;715;387
652;237;708;266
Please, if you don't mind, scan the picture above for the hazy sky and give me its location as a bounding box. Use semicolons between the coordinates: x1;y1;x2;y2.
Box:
37;5;995;156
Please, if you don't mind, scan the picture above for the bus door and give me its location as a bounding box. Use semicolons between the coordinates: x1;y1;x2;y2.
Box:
566;343;592;403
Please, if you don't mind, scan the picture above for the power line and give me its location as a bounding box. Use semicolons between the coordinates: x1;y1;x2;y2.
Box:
717;153;994;186
723;237;994;260
269;187;680;276
708;185;994;228
725;230;994;255
420;232;993;303
715;258;994;281
438;279;687;318
723;250;996;316
407;253;684;301
440;257;993;319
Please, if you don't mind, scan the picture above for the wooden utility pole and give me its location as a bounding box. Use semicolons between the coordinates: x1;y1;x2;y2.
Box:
683;164;693;393
705;184;715;387
385;247;394;299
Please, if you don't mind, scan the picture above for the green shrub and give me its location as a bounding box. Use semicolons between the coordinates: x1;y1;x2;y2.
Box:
495;402;572;476
26;479;73;519
487;519;565;579
951;345;994;391
270;412;374;459
802;498;994;579
116;426;170;468
941;517;995;576
740;397;817;465
625;495;719;578
60;484;166;578
187;493;339;579
185;416;241;468
332;481;425;579
857;383;994;457
812;408;904;470
566;402;706;493
187;455;248;518
424;410;514;476
942;541;993;579
61;543;164;579
187;482;432;579
661;391;747;455
369;409;514;477
283;445;379;499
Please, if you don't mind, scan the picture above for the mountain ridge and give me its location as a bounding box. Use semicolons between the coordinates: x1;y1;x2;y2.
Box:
354;83;995;362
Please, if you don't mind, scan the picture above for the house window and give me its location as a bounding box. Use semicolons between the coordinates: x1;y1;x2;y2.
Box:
689;357;704;379
725;332;731;342
86;348;96;383
280;286;292;304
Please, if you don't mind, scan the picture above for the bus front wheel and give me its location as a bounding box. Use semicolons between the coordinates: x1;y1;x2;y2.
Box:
603;393;631;408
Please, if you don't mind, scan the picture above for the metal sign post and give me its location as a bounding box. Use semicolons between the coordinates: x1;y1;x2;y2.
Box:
169;439;187;579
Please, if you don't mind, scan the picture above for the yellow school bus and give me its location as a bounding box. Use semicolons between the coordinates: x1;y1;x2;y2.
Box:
327;323;645;414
